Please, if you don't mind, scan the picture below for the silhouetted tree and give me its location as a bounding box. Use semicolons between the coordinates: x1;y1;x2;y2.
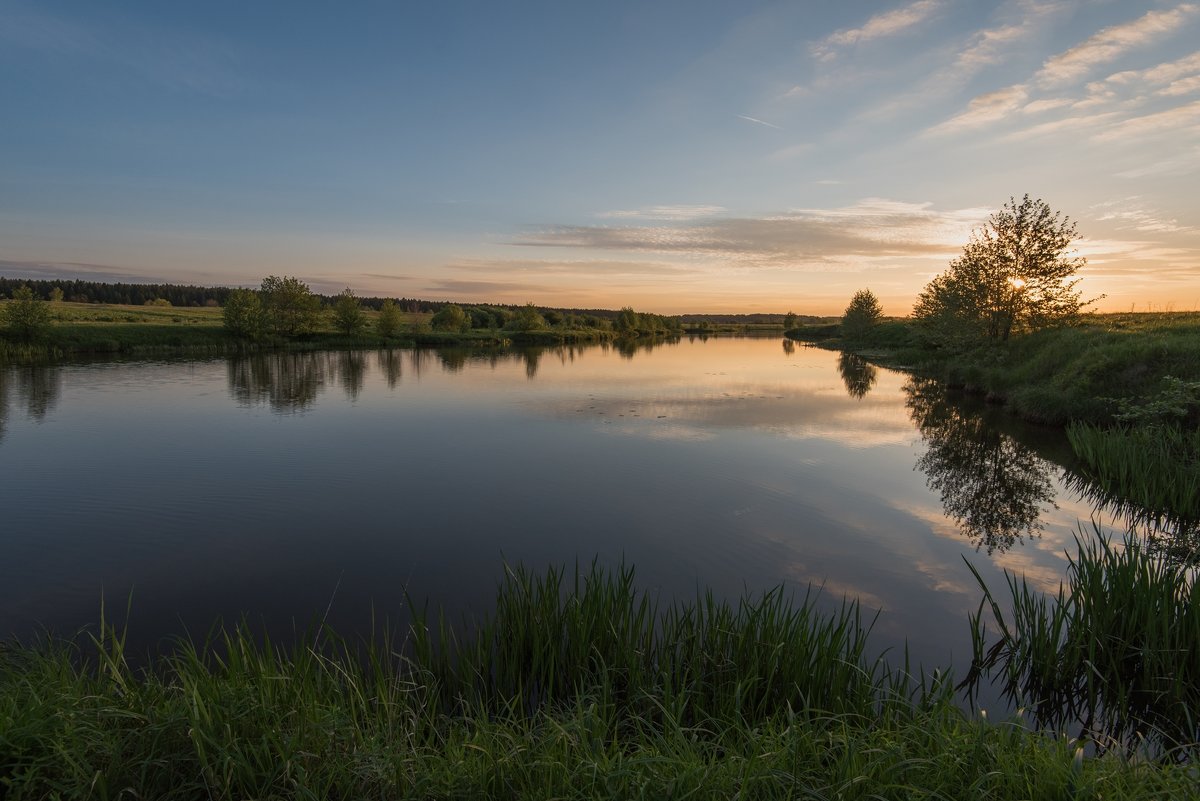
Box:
914;195;1096;343
841;289;882;343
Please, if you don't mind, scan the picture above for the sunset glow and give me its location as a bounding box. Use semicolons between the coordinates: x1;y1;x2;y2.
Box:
2;1;1198;314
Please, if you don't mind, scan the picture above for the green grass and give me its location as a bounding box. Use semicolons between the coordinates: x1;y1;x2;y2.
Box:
4;561;1199;798
1066;422;1200;528
965;529;1200;760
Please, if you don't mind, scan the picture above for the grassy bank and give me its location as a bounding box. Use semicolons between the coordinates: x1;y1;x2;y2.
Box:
0;301;624;362
788;312;1200;427
3;561;1198;798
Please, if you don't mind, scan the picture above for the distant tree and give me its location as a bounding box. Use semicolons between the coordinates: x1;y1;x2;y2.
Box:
841;289;882;342
3;285;53;341
506;303;546;332
332;288;367;335
260;275;321;338
49;287;64;303
783;311;798;330
914;195;1096;343
615;307;641;334
376;298;403;338
222;288;265;340
430;303;469;332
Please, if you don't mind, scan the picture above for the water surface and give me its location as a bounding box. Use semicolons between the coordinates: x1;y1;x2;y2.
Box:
0;338;1110;675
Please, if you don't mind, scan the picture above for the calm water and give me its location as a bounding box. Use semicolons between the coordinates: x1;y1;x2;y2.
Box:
0;337;1112;674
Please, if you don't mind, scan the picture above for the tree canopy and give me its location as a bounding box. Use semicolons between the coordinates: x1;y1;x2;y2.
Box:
841;289;882;342
3;285;53;341
914;195;1095;343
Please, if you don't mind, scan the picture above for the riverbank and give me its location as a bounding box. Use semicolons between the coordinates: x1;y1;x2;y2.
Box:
3;560;1196;799
787;312;1200;427
0;301;629;363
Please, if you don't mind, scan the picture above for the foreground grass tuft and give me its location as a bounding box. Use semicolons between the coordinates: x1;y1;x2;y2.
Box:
4;562;1199;798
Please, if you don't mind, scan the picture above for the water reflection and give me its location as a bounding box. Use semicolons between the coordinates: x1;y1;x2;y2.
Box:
906;377;1057;553
0;369;8;444
781;339;795;356
1064;471;1200;566
337;351;367;401
838;353;877;400
379;349;403;388
228;353;328;413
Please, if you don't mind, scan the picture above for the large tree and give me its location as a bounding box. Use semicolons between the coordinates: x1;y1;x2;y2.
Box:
914;195;1095;342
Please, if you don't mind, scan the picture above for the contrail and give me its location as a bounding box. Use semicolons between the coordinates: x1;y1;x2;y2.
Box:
738;114;782;129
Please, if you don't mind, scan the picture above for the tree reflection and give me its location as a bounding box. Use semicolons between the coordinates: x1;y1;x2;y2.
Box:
782;339;796;356
337;351;367;400
0;368;9;444
15;365;62;421
227;352;327;413
437;348;467;374
379;349;403;388
905;377;1056;553
837;353;876;400
519;347;541;379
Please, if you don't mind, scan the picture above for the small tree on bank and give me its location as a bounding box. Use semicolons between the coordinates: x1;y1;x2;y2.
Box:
914;195;1096;343
430;304;470;332
222;288;264;340
376;298;403;338
3;285;53;341
332;288;367;336
841;289;882;342
261;275;321;339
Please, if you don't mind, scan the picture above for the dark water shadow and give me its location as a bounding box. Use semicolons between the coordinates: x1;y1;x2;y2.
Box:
905;376;1058;553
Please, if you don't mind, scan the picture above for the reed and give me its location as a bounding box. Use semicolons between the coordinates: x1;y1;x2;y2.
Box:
1066;422;1200;525
964;528;1200;759
4;562;1199;798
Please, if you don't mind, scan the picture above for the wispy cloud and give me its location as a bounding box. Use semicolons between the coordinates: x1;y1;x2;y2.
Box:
1090;198;1193;233
425;279;548;296
597;205;726;221
0;259;149;283
512;199;989;269
1092;98;1200;142
926;84;1029;135
445;258;698;276
1034;4;1199;88
811;0;943;62
737;114;782;129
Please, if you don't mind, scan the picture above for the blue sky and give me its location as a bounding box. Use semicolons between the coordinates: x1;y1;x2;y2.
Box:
2;0;1198;313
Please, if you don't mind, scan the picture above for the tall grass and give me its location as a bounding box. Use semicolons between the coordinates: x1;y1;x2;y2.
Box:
3;561;1198;797
1067;422;1200;528
964;529;1200;760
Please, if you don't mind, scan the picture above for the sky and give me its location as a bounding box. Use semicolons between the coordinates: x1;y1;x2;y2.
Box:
2;0;1198;315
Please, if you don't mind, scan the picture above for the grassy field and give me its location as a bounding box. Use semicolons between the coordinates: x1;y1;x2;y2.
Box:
3;560;1198;799
0;301;624;361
